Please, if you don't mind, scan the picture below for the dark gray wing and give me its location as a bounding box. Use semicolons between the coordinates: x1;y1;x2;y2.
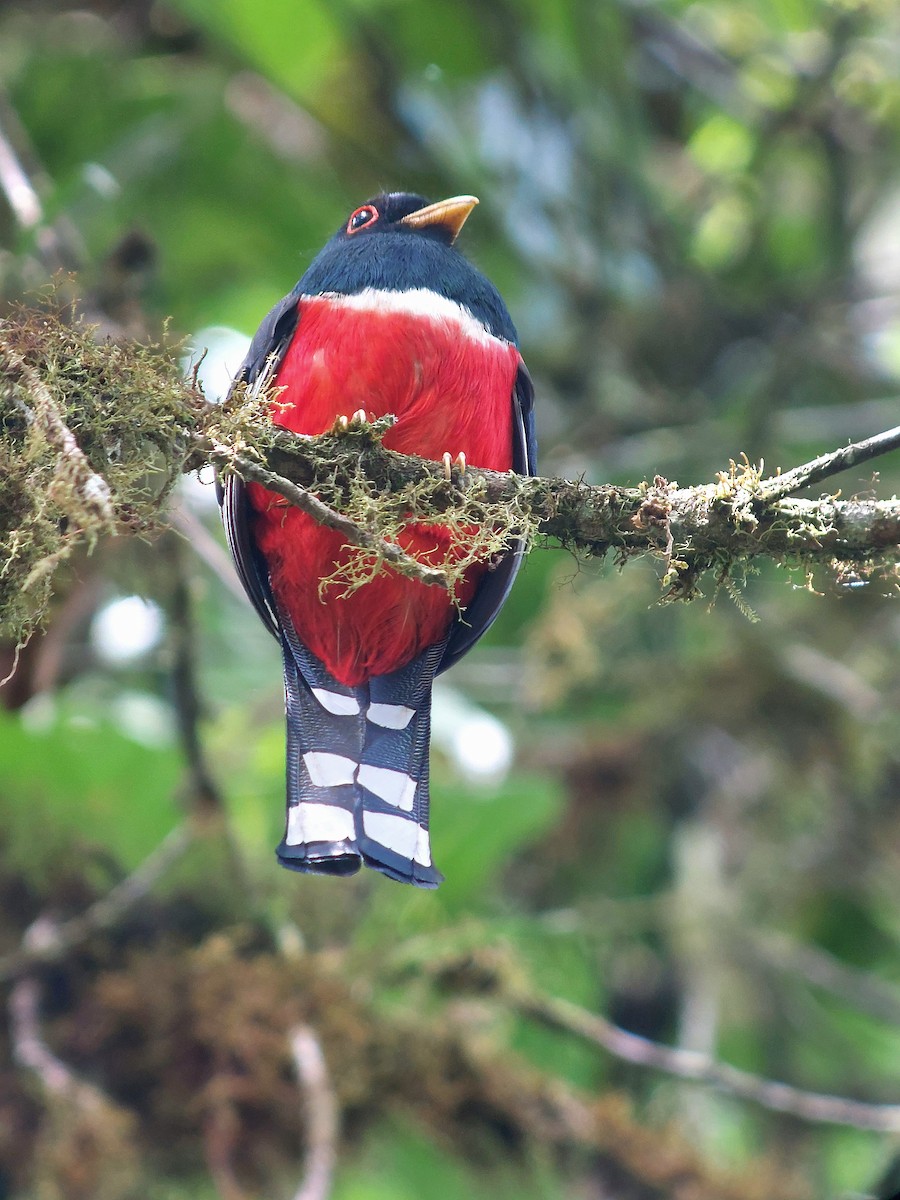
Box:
218;291;300;639
439;362;537;674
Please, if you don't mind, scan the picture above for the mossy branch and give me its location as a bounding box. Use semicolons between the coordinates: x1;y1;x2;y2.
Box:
212;423;900;591
2;305;899;641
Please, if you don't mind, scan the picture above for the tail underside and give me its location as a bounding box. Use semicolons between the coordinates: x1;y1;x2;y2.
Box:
276;611;446;888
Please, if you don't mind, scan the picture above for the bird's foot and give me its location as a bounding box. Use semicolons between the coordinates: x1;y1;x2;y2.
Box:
442;451;467;481
331;410;372;434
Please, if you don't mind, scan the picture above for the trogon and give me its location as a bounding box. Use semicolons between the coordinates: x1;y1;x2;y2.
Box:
220;192;537;887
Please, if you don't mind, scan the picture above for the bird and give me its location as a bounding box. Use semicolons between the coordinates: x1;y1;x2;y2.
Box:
220;192;537;887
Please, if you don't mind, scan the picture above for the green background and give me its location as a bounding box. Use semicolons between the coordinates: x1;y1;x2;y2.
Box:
2;0;900;1197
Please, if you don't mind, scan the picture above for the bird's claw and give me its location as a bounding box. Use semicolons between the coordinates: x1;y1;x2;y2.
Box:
442;451;467;481
332;410;371;434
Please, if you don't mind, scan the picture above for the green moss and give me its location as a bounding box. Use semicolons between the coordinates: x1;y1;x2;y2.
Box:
0;303;205;642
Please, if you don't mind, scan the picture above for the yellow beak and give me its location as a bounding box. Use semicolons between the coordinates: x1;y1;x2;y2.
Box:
399;195;479;243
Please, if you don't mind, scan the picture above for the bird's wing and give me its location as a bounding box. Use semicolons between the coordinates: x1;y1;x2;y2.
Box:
438;362;536;674
218;291;300;639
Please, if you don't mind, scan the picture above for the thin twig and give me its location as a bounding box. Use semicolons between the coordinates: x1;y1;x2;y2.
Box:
0;96;80;271
163;536;256;899
10;919;110;1110
10;972;107;1105
9;947;138;1196
0;116;42;230
747;928;900;1027
290;1025;338;1200
514;988;900;1132
169;499;256;606
209;441;451;589
0;823;192;985
203;1098;253;1200
756;424;900;503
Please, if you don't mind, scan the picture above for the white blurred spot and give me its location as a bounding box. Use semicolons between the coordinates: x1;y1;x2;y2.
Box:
451;713;513;782
185;326;252;404
113;691;174;748
19;692;57;733
432;686;513;787
91;596;164;665
83;162;120;199
179;323;253;516
19;687;173;750
855;187;900;379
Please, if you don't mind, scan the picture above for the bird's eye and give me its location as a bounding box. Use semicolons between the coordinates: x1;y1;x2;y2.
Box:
346;205;379;235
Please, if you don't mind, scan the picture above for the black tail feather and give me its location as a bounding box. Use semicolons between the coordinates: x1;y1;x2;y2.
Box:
275;604;446;887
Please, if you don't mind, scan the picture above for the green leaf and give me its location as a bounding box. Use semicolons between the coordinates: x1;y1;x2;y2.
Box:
167;0;342;101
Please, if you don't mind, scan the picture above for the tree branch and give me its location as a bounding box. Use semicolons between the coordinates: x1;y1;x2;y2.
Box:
0;114;42;231
0;823;193;985
3;343;116;542
745;927;900;1027
756;424;900;503
2;306;900;645
513;988;900;1132
9;949;107;1107
425;949;900;1134
290;1025;338;1200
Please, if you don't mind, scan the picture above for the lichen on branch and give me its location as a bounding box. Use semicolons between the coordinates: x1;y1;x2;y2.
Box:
1;302;899;645
0;304;204;640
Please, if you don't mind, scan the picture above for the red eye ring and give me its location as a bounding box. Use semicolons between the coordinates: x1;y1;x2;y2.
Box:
346;205;379;235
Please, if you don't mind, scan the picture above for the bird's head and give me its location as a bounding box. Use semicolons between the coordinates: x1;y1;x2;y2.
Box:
297;191;516;343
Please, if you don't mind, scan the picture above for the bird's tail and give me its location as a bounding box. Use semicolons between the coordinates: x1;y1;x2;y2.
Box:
275;614;445;888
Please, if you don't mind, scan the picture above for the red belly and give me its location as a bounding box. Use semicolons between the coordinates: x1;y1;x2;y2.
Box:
248;295;520;686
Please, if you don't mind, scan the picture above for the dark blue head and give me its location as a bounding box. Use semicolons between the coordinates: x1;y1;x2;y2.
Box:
296;192;518;344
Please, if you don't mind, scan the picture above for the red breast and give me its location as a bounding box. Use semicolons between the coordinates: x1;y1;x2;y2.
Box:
247;290;521;686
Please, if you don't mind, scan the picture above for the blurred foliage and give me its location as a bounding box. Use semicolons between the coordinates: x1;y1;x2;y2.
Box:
2;0;900;1198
